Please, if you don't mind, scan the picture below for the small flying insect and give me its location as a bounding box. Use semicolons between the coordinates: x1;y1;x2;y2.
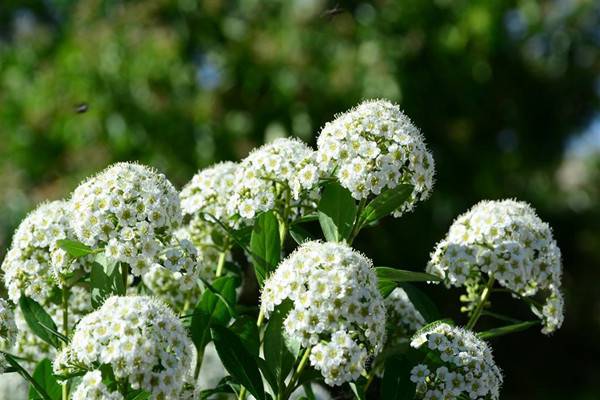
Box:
74;103;89;114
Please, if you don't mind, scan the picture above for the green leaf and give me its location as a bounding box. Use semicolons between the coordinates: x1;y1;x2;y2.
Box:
256;357;279;396
289;224;313;245
230;316;260;357
360;184;413;225
29;359;61;400
399;283;441;323
250;211;281;286
264;302;295;390
211;325;265;400
381;355;416;400
412;319;455;341
90;257;125;309
2;352;53;400
349;379;367;400
377;278;398;298
318;182;357;242
477;320;540;340
190;276;237;353
375;267;441;283
56;239;94;258
19;297;60;349
125;390;150;400
197;377;238;400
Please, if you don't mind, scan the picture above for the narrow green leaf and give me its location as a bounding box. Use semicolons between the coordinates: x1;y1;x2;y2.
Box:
1;352;53;400
360;184;413;225
56;239;94;258
377;278;397;298
19;297;59;349
211;325;265;400
412;319;455;341
349;380;367;400
376;267;441;283
318;182;357;242
477;320;540;340
125;390;150;400
197;377;238;400
29;359;61;400
381;355;416;400
250;211;281;286
190;276;237;353
264;302;295;390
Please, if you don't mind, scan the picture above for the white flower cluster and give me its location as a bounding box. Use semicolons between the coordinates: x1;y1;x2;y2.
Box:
385;288;425;344
69;162;183;276
0;299;17;372
427;200;564;334
72;370;124;400
54;296;193;399
142;263;201;313
316;100;435;216
410;323;502;400
228;138;321;226
261;241;386;386
180;161;239;228
1;201;92;303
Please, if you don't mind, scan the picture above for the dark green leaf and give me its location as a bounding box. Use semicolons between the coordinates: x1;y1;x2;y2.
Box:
349;379;367;400
377;278;397;298
477;320;540;340
399;283;441;323
256;357;278;396
211;325;265;400
250;211;281;286
29;359;61;400
376;267;441;283
230;316;260;357
360;184;413;225
289;223;313;245
19;297;60;349
318;182;356;242
56;239;94;258
190;276;237;353
264;302;295;390
197;377;238;400
381;355;416;400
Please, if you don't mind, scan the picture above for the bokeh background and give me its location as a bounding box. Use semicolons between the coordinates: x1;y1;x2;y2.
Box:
0;0;599;398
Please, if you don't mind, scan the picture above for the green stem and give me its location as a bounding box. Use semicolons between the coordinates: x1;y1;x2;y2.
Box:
466;274;495;330
121;263;129;290
61;288;69;400
348;199;367;245
215;251;227;278
256;308;265;328
281;347;311;400
237;387;247;400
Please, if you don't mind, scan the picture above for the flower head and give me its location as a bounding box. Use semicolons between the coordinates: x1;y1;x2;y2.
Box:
261;241;386;386
410;323;503;400
1;200;92;302
54;296;193;400
317;100;435;216
69;162;183;276
228;138;321;226
71;370;124;400
427;199;564;334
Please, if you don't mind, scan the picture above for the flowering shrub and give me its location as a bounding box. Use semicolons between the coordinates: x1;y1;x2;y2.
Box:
0;99;564;400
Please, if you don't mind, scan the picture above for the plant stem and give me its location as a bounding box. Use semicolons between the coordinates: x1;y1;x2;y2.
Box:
466;274;495;330
256;307;265;328
121;263;129;290
215;251;227;278
61;287;69;400
281;347;311;400
237;387;247;400
348;199;367;245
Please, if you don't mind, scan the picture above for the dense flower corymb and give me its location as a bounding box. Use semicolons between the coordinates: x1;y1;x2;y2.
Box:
72;370;124;400
54;295;193;399
410;323;503;400
228;138;322;227
316;99;435;216
69;162;183;276
427;199;564;334
1;200;92;303
261;241;386;386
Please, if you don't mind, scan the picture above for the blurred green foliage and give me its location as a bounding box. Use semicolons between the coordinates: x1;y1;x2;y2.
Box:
0;0;599;398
